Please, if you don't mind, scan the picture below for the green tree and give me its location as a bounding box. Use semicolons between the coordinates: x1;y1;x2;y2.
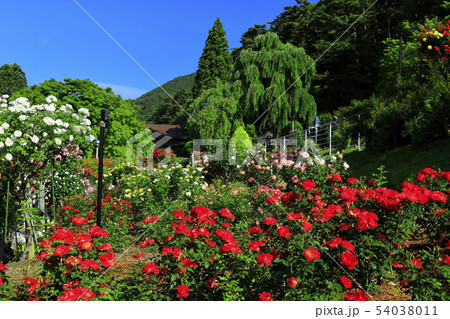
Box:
231;32;316;137
376;37;420;98
0;63;27;95
13;79;144;158
152;89;192;126
134;73;195;122
187;81;238;140
230;126;253;165
269;0;315;48
192;17;233;98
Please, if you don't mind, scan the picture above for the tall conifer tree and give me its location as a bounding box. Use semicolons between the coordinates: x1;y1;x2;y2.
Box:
192;17;232;98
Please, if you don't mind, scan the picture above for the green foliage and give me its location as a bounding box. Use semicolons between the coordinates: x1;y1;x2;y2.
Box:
187;81;238;141
376;38;420;97
402;68;450;145
230;127;253;166
134;73;195;122
344;138;450;189
336;96;407;153
231;32;316;137
267;0;449;114
0;63;27;95
192;17;233;98
151;89;192;126
244;124;259;144
13;79;144;158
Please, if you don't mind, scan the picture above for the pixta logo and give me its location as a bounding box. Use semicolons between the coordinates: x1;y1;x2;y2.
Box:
126;128;172;174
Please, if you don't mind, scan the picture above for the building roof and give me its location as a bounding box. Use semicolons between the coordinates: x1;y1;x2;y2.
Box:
145;124;189;140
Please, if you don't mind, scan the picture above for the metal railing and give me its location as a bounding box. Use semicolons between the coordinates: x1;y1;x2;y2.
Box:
263;121;362;156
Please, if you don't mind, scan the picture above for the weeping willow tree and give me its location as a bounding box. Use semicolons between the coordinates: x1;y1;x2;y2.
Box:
231;32;317;137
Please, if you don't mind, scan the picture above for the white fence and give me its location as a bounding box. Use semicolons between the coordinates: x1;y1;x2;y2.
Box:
263;121;362;156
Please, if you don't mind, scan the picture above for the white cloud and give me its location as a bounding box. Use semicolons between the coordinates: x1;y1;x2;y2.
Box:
96;83;147;100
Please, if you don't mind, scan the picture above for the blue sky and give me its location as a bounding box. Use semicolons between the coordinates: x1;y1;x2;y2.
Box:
1;0;316;99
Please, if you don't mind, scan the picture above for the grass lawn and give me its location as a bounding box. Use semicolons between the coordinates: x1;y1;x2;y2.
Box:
343;137;450;189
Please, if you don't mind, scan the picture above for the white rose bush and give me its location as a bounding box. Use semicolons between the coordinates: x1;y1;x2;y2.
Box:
0;94;93;200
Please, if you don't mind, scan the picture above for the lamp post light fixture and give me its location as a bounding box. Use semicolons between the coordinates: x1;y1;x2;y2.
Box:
94;139;100;159
96;109;110;228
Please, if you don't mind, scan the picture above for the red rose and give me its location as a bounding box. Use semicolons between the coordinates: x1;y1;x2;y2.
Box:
302;220;313;231
171;248;183;259
98;253;116;268
58;287;96;301
80;260;99;271
277;225;291;238
96;242;113;252
355;211;379;231
300;180;316;191
205;240;216;248
344;289;369;301
263;218;277;225
36;251;51;260
89;226;109;238
143;216;160;224
206;277;219;289
340;252;358;270
286;277;299;287
141;262;160;275
339;276;352;289
51;228;76;245
220;242;242;254
139;238;156;248
198;227;211;237
71;216;87;226
303;248;320;262
286;213;305;221
327;238;342;249
215;229;235;242
257;253;274;266
177;285;190;298
249;225;263;235
259;292;273;301
53;244;72;257
340;240;355;253
440;255;450;264
219;208;236;221
410;258;423;269
248;240;265;252
0;263;8;272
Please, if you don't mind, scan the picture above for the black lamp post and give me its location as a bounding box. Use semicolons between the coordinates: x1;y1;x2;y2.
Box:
96;109;110;227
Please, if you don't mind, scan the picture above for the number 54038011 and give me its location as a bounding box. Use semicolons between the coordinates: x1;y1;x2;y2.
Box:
376;306;438;316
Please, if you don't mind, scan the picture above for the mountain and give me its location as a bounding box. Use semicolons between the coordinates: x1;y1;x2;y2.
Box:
134;73;195;122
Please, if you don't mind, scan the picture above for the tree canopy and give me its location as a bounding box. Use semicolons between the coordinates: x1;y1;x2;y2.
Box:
0;63;27;96
231;32;317;137
13;79;144;158
267;0;450;114
192;17;233;98
187;81;239;141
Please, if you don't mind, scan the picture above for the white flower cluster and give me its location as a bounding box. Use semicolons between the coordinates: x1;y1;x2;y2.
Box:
0;95;93;163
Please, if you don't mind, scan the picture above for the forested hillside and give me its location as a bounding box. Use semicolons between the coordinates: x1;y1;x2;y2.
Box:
134;73;195;123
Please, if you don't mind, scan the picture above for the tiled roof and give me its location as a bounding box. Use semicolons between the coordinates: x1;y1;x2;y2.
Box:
145;124;189;140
